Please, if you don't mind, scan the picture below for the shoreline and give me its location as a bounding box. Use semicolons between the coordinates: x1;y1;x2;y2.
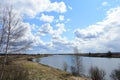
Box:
1;53;119;80
0;54;90;80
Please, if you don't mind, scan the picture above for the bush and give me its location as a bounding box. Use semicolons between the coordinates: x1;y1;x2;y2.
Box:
89;66;106;80
110;67;120;80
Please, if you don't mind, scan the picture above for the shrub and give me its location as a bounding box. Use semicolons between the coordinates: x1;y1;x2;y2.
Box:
89;66;106;80
110;67;120;80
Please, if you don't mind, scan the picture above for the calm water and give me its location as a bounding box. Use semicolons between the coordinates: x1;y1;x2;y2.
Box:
33;55;120;80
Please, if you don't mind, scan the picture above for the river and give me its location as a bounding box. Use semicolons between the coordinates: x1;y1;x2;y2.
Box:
33;55;120;80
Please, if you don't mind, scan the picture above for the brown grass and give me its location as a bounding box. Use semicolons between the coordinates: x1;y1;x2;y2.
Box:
0;54;90;80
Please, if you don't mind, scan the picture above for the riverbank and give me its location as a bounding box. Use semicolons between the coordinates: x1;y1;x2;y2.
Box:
0;54;90;80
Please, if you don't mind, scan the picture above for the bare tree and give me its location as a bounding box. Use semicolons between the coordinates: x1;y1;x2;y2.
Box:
110;67;120;80
0;6;32;53
71;55;83;76
71;47;83;76
0;6;32;80
89;66;106;80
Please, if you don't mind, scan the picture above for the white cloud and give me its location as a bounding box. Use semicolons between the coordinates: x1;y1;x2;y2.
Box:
39;23;66;36
0;0;70;53
33;7;120;53
1;0;67;17
74;25;104;39
59;15;64;21
39;23;53;35
74;7;120;52
51;35;73;53
102;1;109;6
36;23;70;53
40;14;54;23
55;23;66;35
21;23;46;46
2;0;120;53
48;1;67;13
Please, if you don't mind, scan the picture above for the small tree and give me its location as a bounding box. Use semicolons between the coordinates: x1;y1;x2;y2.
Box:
63;62;68;72
89;52;91;55
106;51;112;57
89;66;106;80
110;67;120;80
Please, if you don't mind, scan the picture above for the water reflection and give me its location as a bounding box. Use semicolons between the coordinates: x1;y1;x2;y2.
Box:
33;55;120;80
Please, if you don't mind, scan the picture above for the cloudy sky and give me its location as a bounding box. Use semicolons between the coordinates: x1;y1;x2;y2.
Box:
1;0;120;53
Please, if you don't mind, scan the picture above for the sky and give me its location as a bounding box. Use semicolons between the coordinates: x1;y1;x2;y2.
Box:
1;0;120;53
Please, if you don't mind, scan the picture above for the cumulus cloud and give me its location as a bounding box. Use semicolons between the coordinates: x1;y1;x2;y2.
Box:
0;0;70;53
40;14;54;23
74;25;104;40
2;0;120;53
20;23;45;46
33;7;120;53
74;7;120;52
1;0;67;17
39;23;53;35
51;36;73;53
36;23;71;53
55;23;66;35
39;23;66;36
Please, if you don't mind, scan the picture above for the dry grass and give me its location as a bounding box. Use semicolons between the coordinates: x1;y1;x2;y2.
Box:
0;55;90;80
0;64;28;80
14;60;74;80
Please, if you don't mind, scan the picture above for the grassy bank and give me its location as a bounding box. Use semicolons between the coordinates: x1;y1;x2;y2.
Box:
0;54;89;80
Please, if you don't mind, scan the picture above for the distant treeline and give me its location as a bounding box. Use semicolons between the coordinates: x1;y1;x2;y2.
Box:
53;52;120;58
1;52;120;58
0;53;52;56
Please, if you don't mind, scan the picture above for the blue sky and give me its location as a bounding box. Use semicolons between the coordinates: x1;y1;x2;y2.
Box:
1;0;120;53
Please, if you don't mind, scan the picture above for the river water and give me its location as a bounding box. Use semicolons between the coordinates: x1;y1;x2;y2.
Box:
33;55;120;80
